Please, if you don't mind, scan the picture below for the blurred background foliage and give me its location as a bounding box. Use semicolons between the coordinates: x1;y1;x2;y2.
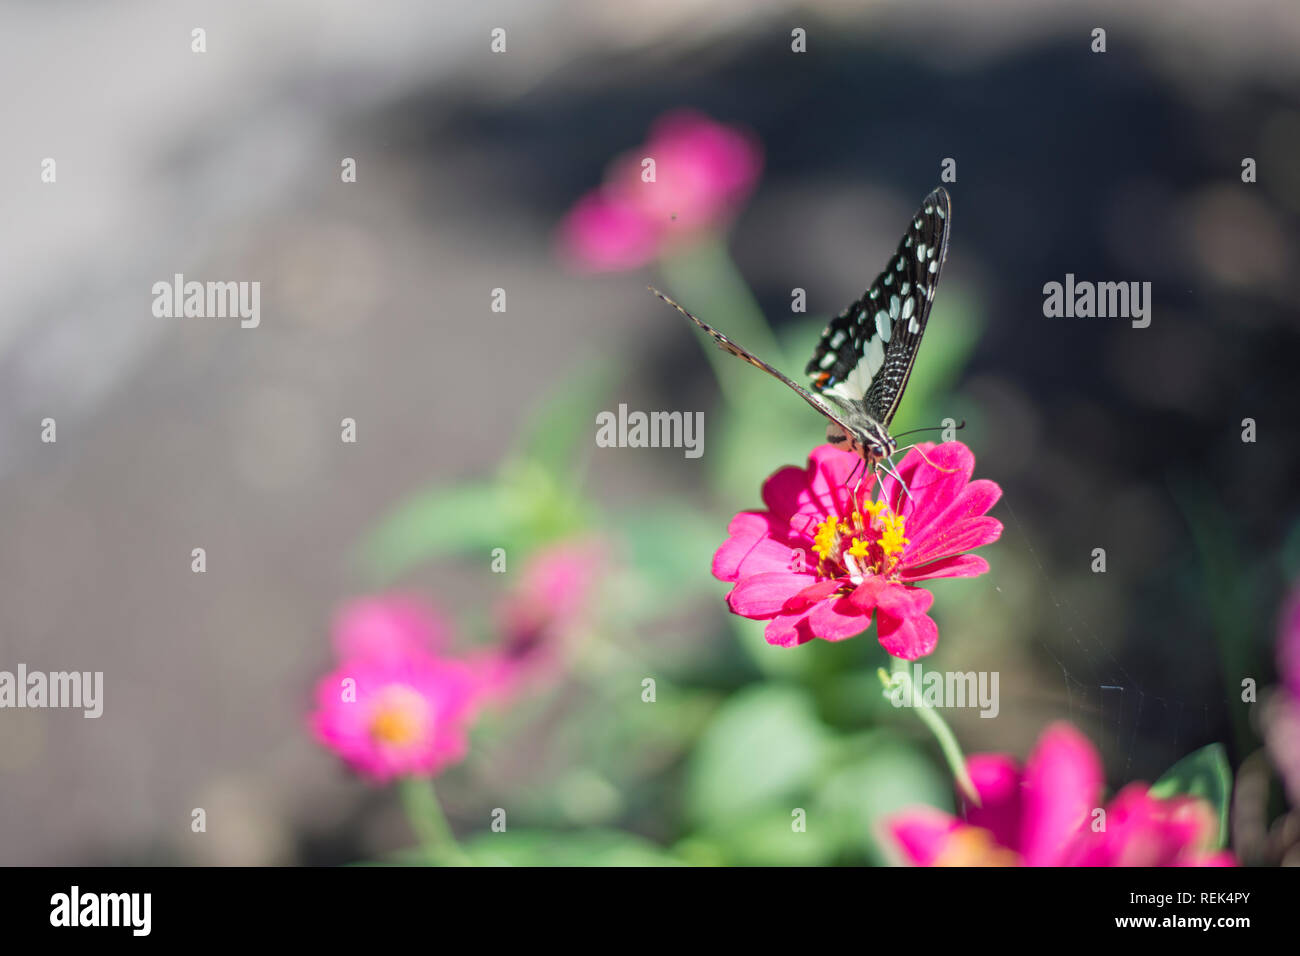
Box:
345;6;1300;863
353;243;987;864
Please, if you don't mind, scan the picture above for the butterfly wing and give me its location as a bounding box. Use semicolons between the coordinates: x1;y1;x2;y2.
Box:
805;186;951;428
649;287;857;432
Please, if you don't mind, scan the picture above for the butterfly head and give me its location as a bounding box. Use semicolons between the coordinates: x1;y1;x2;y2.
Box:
826;421;896;466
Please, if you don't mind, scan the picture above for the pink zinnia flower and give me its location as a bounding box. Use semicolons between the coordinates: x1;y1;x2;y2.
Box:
472;541;603;702
713;441;1001;659
886;723;1236;866
557;191;663;272
331;594;450;665
557;109;762;272
310;651;479;784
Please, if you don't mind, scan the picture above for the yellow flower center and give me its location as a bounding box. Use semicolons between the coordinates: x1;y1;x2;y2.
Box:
368;685;431;747
807;502;909;582
879;512;909;557
933;827;1020;867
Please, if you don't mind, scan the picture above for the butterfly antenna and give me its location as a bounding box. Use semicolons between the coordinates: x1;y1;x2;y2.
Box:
893;443;961;475
892;420;966;440
647;286;704;324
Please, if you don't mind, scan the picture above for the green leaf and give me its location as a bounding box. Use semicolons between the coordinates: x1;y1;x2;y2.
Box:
676;806;839;866
364;846;442;866
358;460;586;582
1173;484;1261;757
359;481;514;581
815;736;955;864
659;238;787;409
731;615;816;680
612;504;724;603
711;392;824;502
685;683;831;829
1150;743;1232;849
356;364;608;582
508;366;613;486
461;829;682;867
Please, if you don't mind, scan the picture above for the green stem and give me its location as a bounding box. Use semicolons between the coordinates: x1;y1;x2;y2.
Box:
658;237;787;409
399;777;470;866
879;659;981;808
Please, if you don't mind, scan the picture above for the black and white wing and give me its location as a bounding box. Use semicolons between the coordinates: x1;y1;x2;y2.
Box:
805;186;951;428
648;287;857;432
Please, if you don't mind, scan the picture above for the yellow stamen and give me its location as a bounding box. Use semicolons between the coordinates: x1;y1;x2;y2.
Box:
808;502;908;580
811;515;840;560
879;512;909;557
933;827;1020;867
368;686;429;747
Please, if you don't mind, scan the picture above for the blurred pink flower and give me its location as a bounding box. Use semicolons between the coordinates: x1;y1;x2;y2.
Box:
472;540;604;702
1265;584;1300;804
558;109;762;272
332;594;450;665
886;723;1235;867
713;442;1001;659
311;650;479;784
558;192;663;273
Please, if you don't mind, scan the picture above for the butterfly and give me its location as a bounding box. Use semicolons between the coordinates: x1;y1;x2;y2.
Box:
651;186;951;475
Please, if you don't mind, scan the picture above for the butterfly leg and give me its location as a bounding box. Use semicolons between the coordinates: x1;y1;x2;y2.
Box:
845;457;865;516
847;457;881;528
876;457;915;509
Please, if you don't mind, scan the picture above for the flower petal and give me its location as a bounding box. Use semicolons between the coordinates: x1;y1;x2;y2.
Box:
846;579;938;658
884;807;964;866
882;442;973;526
726;571;816;618
877;609;938;660
712;512;800;582
905;477;1002;549
1059;785;1234;867
805;594;874;642
963;754;1024;852
874;582;935;620
845;575;889;612
900;553;990;582
782;578;845;613
761;465;811;522
333;594;450;663
1019;722;1103;866
763;609;815;647
556;191;662;273
808;444;874;517
904;516;1003;570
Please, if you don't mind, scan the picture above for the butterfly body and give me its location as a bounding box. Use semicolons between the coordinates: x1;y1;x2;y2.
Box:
653;186;951;472
822;404;896;466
